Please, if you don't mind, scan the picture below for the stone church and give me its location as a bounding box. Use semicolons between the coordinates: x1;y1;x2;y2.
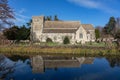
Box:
31;16;95;44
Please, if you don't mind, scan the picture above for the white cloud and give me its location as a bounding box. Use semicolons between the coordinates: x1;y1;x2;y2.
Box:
68;0;102;9
67;0;118;13
15;12;29;19
14;8;30;26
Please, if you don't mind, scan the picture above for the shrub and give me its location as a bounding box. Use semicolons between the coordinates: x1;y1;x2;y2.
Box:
46;38;53;43
63;36;70;44
89;41;92;45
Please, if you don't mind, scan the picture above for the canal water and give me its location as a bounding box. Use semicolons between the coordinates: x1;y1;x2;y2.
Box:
0;55;120;80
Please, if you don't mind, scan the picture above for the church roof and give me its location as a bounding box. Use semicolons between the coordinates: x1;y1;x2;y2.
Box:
44;21;80;28
43;21;80;33
82;24;94;31
43;29;77;33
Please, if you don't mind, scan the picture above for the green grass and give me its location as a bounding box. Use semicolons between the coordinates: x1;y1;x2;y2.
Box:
11;41;117;48
39;42;60;46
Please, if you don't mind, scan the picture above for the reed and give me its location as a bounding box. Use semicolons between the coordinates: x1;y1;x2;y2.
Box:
0;45;120;56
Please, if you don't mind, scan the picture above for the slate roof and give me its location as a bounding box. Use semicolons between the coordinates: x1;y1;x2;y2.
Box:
43;21;80;33
42;21;94;33
82;24;94;31
43;29;77;33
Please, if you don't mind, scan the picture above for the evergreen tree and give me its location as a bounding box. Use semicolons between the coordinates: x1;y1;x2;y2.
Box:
49;16;52;21
3;26;19;40
106;16;116;35
46;16;52;21
95;29;100;39
3;25;30;41
26;19;32;27
54;15;59;21
63;36;70;44
45;15;59;21
17;25;30;40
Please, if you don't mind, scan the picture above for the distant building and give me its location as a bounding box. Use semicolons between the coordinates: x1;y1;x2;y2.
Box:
31;16;95;44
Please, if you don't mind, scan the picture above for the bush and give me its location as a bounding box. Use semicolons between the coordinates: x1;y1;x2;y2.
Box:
63;36;70;44
89;41;92;45
46;38;53;43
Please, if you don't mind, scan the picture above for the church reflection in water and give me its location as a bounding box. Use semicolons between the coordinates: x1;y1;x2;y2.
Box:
31;55;94;73
1;54;120;80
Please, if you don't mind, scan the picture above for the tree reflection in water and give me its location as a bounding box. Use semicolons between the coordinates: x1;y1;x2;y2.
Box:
0;55;15;79
0;55;30;80
0;54;120;80
106;56;120;68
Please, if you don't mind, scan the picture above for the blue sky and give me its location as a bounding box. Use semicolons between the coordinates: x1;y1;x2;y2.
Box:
9;0;120;27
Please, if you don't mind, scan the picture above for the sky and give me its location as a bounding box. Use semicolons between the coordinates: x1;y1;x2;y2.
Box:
9;0;120;27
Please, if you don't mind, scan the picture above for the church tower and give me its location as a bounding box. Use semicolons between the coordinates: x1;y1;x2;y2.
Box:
31;16;44;42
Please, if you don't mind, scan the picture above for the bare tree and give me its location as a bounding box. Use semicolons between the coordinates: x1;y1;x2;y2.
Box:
0;0;14;26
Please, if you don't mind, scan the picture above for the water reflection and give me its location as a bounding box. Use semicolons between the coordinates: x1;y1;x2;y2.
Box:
31;55;94;73
0;55;120;80
0;55;15;79
0;55;30;80
106;56;120;68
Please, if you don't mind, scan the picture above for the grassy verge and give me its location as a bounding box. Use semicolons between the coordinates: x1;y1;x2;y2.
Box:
0;45;120;57
15;42;107;47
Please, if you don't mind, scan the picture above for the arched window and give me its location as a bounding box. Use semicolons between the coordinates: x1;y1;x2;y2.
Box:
80;33;83;38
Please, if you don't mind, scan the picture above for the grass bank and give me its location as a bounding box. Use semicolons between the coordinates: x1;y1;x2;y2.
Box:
0;45;120;57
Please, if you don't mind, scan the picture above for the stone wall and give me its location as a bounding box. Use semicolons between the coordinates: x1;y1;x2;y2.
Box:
40;33;75;44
